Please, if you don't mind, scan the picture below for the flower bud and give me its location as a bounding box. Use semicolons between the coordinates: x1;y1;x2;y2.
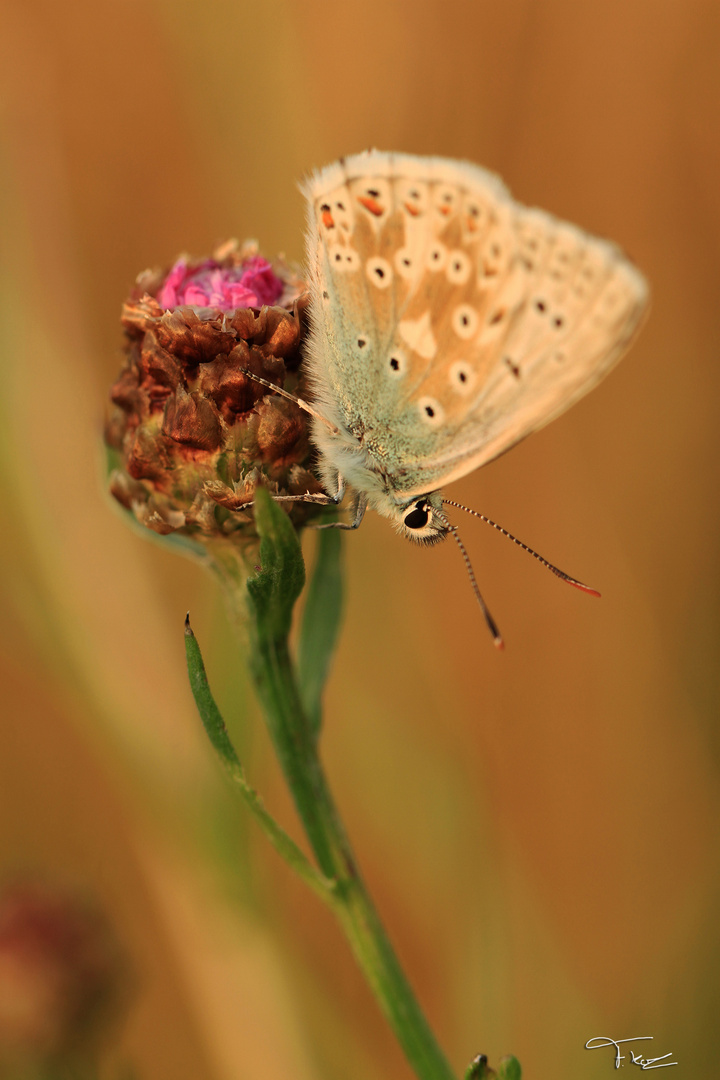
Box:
105;240;326;547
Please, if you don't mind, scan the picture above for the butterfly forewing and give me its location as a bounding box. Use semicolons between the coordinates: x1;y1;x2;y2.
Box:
303;151;648;498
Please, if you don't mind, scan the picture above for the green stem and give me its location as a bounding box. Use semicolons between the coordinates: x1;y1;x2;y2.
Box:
232;594;456;1080
184;615;336;903
202;496;457;1080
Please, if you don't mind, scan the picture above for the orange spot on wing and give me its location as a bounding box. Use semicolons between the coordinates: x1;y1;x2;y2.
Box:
439;205;452;216
358;195;384;216
321;209;335;228
404;202;421;216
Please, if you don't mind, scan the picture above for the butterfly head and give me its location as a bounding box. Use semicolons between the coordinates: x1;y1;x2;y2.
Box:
391;492;449;546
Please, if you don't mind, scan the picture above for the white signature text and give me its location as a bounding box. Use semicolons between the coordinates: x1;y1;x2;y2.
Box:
585;1036;678;1070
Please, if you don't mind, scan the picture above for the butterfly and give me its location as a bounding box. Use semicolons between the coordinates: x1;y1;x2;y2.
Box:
254;151;648;643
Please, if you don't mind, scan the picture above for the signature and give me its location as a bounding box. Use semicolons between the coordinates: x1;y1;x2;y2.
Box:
585;1037;678;1070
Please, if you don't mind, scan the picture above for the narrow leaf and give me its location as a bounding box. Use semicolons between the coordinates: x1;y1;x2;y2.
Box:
184;614;336;901
299;527;344;737
185;612;242;777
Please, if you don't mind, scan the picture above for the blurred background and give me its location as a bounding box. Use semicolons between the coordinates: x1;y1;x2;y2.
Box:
1;1;718;1077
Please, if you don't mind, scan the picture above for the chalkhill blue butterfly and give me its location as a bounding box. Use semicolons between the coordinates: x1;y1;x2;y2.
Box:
253;151;649;644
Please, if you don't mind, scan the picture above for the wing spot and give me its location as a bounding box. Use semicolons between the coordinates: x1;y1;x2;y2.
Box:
418;396;445;426
330;246;359;271
553;316;564;329
427;243;447;271
395;248;416;278
535;299;547;313
449;360;476;396
322;290;329;300
452;304;479;339
488;308;506;326
386;349;406;378
447;250;471;284
365;257;393;288
504;357;521;378
357;337;367;348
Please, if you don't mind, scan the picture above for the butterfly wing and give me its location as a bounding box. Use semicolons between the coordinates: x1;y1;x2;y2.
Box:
303;151;648;499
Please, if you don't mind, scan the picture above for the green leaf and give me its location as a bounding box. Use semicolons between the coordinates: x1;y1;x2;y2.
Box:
299;527;344;737
497;1056;522;1080
246;486;305;643
184;613;336;901
185;612;246;779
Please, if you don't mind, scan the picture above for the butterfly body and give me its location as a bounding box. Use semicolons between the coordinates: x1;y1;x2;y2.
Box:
301;151;648;542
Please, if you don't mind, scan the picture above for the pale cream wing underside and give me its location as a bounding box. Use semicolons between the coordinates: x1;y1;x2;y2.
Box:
302;151;649;497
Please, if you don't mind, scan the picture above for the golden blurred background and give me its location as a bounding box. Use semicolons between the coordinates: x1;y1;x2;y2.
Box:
1;1;718;1077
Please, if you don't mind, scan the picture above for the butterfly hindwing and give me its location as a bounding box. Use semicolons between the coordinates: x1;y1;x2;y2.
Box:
303;151;648;498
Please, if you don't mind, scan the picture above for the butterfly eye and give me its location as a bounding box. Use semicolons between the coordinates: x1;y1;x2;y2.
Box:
403;500;430;530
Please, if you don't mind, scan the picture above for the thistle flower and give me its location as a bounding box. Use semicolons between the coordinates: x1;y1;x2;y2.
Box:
105;240;325;548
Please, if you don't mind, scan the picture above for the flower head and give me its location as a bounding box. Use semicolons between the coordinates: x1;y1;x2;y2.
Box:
106;240;325;548
157;253;285;311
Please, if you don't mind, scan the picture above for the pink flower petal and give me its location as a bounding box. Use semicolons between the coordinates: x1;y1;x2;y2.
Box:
157;255;285;312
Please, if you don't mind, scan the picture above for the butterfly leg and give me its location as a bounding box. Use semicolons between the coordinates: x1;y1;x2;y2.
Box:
313;491;367;531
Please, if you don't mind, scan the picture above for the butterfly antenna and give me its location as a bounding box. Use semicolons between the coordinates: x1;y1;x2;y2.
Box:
442;499;601;597
435;509;504;649
238;367;340;435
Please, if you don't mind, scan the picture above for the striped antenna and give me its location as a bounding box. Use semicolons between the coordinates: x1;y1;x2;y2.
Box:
435;509;504;649
442;499;601;597
238;367;340;435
